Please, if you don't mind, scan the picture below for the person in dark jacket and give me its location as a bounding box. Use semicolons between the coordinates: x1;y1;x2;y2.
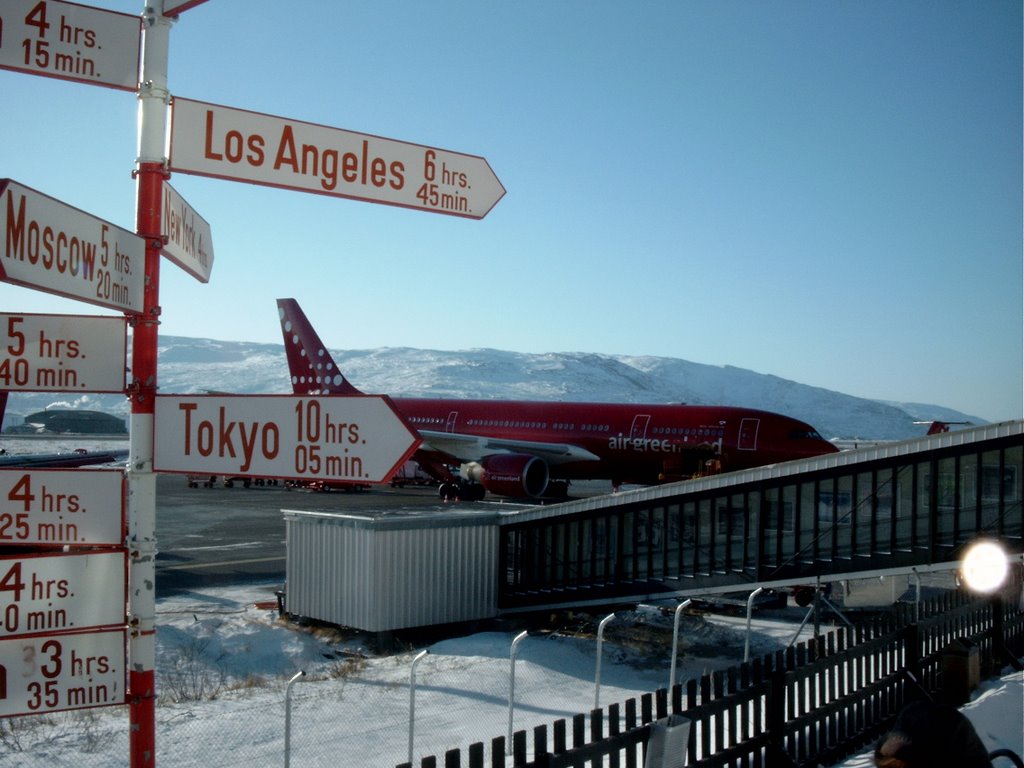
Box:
874;700;993;768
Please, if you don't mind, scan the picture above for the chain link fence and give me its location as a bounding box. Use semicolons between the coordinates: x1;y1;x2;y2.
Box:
0;628;658;767
0;588;777;767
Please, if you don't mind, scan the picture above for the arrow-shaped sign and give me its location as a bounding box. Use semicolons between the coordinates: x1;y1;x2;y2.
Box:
0;312;127;392
0;179;145;313
169;97;505;220
0;0;141;91
162;183;214;283
153;394;422;484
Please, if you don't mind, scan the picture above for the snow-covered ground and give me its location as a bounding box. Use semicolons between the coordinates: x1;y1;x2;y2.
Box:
1;581;1019;767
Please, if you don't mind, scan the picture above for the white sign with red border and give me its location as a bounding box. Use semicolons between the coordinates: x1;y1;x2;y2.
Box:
153;394;421;484
0;180;145;314
162;0;210;17
161;183;214;283
0;469;124;547
0;313;126;392
0;551;126;639
0;0;141;91
169;97;506;219
0;628;126;717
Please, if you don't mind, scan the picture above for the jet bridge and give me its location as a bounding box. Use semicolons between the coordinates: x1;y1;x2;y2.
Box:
497;420;1024;612
284;420;1023;632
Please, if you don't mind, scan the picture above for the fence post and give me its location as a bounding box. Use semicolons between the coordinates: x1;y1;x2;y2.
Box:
595;613;615;710
409;650;429;766
990;592;1024;672
508;630;529;755
533;724;548;767
912;568;922;623
513;730;528;765
904;623;920;684
491;736;506;768
744;588;764;662
284;670;305;768
669;599;692;693
765;658;792;766
553;718;567;755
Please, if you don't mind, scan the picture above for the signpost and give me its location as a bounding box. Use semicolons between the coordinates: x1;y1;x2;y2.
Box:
0;2;500;764
0;0;141;91
153;394;422;483
0;629;126;717
0;180;146;314
169;97;506;219
0;469;125;547
0;313;127;392
162;183;214;283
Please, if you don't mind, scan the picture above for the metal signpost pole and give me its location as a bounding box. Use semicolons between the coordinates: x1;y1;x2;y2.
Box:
129;5;172;766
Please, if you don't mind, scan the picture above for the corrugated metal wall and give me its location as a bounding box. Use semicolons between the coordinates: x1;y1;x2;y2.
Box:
284;510;500;632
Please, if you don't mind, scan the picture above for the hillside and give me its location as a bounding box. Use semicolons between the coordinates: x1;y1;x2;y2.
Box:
1;336;984;440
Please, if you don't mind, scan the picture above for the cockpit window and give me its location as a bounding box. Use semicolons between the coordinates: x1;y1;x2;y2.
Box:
789;429;823;440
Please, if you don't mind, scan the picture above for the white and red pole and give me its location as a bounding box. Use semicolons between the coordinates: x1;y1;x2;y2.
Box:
129;5;173;766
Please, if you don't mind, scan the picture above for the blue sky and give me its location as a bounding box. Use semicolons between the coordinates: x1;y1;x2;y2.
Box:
0;1;1020;423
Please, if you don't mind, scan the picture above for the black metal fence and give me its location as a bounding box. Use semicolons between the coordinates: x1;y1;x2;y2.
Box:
397;587;1024;768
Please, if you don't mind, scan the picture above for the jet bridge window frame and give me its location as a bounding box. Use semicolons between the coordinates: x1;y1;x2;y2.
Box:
496;430;1023;609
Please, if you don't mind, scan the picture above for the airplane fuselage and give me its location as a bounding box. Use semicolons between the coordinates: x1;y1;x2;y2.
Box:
396;398;836;484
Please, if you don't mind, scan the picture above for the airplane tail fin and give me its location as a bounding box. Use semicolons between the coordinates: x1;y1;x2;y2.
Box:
277;298;363;395
915;420;970;436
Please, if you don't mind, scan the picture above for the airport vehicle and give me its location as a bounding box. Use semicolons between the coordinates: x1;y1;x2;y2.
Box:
278;299;839;500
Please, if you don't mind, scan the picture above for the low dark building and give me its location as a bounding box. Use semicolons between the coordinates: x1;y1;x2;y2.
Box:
12;409;127;435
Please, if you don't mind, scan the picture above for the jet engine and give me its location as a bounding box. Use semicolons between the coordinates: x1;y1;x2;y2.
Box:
462;454;550;498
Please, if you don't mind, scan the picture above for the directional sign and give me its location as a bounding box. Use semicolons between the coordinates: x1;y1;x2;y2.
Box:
0;469;124;547
0;551;126;639
169;97;506;220
162;183;214;283
0;628;126;717
153;395;422;483
0;0;141;91
0;313;126;392
0;180;145;313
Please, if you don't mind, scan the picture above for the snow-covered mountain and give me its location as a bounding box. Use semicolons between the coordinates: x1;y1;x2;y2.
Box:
2;336;984;440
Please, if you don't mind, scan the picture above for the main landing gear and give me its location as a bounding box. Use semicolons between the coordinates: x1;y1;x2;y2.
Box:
438;480;570;502
439;482;486;502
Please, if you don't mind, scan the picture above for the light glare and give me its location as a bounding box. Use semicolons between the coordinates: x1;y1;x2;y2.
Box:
960;541;1009;594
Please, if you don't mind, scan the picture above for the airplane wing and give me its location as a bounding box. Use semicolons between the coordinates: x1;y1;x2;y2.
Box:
418;429;600;465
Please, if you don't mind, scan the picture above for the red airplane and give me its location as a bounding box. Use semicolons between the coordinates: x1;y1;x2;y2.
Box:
277;299;839;500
